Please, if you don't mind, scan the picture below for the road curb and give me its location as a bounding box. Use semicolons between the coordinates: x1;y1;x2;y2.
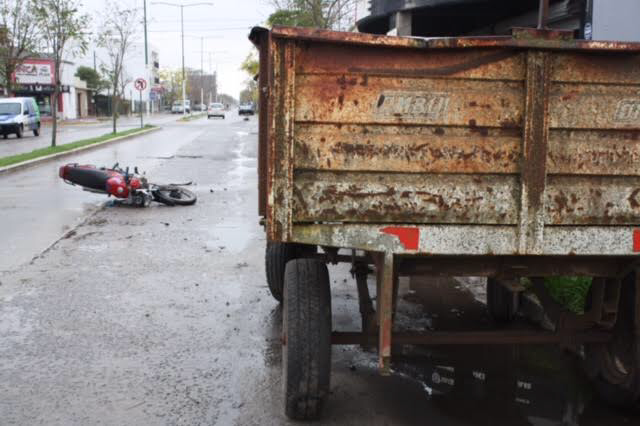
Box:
0;126;162;176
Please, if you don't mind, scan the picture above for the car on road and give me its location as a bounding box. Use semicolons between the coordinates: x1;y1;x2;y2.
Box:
0;97;40;139
238;103;255;116
207;102;225;119
171;100;191;114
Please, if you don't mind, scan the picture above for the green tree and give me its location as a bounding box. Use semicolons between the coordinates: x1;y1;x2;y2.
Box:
268;0;356;30
33;0;89;147
75;66;109;116
74;66;105;90
0;0;39;96
239;51;258;105
96;2;138;133
266;9;313;27
240;51;258;77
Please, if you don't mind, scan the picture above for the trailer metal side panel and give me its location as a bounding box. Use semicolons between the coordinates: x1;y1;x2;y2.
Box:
251;26;640;256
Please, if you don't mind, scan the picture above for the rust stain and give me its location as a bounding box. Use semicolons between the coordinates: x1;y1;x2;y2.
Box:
258;25;640;249
630;189;640;209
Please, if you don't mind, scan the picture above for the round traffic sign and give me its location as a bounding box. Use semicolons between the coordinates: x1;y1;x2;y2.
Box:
134;78;147;91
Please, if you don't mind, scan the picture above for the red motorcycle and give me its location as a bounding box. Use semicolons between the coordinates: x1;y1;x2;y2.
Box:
59;163;197;207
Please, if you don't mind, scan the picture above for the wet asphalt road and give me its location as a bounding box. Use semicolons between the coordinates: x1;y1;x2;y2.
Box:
0;113;638;425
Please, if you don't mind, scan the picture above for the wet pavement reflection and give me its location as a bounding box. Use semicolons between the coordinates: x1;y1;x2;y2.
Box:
391;277;638;425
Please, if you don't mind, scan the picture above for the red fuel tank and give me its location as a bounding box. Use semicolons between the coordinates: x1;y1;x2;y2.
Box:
106;175;129;198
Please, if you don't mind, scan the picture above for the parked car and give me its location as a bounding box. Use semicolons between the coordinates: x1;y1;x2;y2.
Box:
207;102;225;119
238;103;255;115
0;97;40;139
171;100;191;114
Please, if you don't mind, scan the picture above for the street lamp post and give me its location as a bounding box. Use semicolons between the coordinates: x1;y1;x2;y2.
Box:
151;1;214;116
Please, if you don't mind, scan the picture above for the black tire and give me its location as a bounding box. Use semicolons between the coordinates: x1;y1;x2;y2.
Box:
33;122;40;136
283;258;331;420
3;133;7;139
487;278;518;322
16;124;22;139
265;242;316;302
152;186;197;206
585;272;640;407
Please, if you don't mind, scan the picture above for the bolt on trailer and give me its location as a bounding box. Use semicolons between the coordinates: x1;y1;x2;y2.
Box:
250;17;640;421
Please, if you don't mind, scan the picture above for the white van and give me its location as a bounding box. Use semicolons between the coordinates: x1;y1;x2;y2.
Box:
0;97;40;139
171;100;191;114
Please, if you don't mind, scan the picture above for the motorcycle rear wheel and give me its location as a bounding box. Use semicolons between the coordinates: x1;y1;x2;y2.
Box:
152;186;197;206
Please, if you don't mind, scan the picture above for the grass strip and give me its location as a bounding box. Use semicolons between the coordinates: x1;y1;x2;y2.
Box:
0;125;155;168
178;113;206;122
543;276;592;315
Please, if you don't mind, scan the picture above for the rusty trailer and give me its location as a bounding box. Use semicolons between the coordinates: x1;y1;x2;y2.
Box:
250;23;640;420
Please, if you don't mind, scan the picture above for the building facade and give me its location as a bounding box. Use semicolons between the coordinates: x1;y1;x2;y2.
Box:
356;0;640;41
11;58;89;120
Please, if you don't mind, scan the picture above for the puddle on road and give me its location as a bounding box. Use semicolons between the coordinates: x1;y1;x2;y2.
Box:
204;221;254;254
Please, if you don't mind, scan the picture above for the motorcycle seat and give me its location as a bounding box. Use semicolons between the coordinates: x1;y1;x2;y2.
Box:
61;165;111;192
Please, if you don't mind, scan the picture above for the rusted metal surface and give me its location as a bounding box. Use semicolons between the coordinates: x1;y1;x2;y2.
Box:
266;26;640;52
257;29;270;218
518;51;551;254
253;25;640;256
293;171;518;224
292;224;640;256
294;74;524;126
546;177;640;225
548;130;640;176
376;252;394;374
331;330;612;345
266;40;297;241
295;124;521;174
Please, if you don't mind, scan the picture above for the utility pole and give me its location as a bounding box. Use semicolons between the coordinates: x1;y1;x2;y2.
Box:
200;36;204;110
144;0;148;65
181;5;185;116
144;0;149;115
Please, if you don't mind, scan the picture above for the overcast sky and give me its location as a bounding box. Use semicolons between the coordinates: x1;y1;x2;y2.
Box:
80;0;275;99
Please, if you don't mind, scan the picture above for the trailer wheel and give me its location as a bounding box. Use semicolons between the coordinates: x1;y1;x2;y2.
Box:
585;272;640;407
265;242;315;302
283;258;331;420
487;278;518;322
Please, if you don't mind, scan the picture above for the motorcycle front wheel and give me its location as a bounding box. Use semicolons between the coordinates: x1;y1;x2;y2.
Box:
152;186;197;206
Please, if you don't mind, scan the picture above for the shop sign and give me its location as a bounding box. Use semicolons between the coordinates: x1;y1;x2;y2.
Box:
15;84;69;94
15;60;54;84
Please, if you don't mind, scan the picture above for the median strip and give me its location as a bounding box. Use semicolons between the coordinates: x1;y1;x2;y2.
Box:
178;112;206;122
0;125;160;175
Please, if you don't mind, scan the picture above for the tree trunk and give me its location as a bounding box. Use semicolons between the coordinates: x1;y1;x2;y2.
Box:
112;75;119;134
4;68;13;97
51;62;62;148
112;95;119;134
51;88;58;147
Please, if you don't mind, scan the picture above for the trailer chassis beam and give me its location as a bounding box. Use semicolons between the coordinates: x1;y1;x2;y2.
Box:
331;330;612;346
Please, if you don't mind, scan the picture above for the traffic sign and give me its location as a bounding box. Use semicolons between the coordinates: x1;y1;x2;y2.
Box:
134;78;147;91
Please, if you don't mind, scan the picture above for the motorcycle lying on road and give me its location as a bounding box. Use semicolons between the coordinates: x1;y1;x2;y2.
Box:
59;163;197;207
